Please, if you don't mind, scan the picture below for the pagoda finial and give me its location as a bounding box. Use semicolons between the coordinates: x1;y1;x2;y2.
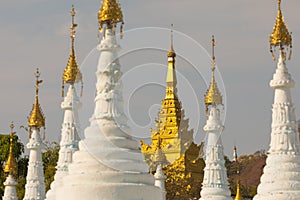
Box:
168;24;176;58
234;180;243;200
3;122;18;175
62;5;83;97
270;0;292;60
205;36;222;117
28;68;45;129
98;0;124;38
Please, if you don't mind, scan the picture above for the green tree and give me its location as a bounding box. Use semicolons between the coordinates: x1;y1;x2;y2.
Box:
42;142;59;192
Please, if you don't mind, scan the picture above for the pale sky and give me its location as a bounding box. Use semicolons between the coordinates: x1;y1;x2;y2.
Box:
0;0;300;157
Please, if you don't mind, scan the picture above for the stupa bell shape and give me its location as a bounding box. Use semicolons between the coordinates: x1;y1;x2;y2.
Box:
55;2;162;199
253;1;300;199
23;69;46;200
46;7;82;200
200;37;231;200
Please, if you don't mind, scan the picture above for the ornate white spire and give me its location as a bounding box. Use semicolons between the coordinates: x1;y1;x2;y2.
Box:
23;69;46;200
55;1;162;199
200;37;231;200
46;7;82;200
253;1;300;199
3;174;18;200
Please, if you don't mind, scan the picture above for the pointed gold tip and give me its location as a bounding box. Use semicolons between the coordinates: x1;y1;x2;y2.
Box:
205;36;222;112
234;180;243;200
3;123;18;175
269;0;292;60
62;6;83;95
28;69;45;129
98;0;124;38
168;24;176;58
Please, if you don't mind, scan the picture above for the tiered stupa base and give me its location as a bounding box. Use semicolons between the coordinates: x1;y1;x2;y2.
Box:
254;154;300;200
56;119;162;200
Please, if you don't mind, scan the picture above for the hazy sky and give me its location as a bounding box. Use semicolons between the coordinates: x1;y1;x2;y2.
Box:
0;0;300;157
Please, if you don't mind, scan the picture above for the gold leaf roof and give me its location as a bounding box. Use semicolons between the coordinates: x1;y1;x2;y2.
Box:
98;0;124;35
28;69;45;129
63;6;82;85
205;36;222;113
270;0;292;48
3;123;18;175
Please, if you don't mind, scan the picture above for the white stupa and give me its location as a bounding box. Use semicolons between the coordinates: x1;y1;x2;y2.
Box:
55;1;162;199
199;36;231;200
253;1;300;199
2;123;18;200
46;6;82;200
23;69;46;200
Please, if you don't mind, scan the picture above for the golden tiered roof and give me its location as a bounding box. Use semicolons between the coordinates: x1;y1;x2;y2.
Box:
3;123;18;175
270;0;292;60
205;36;222;116
28;69;45;129
98;0;124;38
62;6;83;97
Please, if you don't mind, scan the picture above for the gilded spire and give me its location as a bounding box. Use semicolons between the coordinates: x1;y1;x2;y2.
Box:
165;24;177;99
205;36;222;116
98;0;124;38
234;180;243;200
62;6;83;97
270;0;292;60
28;69;45;129
3;122;18;175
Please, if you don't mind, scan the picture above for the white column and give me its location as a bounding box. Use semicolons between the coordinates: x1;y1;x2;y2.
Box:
200;106;231;200
45;85;81;200
154;163;167;200
3;174;18;200
23;128;46;200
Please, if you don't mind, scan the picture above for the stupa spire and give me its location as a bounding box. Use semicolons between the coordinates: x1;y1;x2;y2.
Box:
205;36;222;117
234;180;243;200
62;5;83;97
28;68;45;131
98;0;124;38
46;6;82;200
3;123;18;175
200;36;231;200
166;24;177;99
2;122;18;200
269;0;292;60
23;69;46;200
254;1;300;199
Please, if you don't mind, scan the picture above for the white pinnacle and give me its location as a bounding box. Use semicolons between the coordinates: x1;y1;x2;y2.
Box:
46;85;81;200
23;128;46;200
253;52;300;200
200;106;231;200
3;174;18;200
55;29;162;200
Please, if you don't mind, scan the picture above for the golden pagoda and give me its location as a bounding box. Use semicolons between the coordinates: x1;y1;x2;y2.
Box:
141;27;194;170
28;69;45;132
3;122;18;176
140;27;205;200
234;180;243;200
62;6;83;97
